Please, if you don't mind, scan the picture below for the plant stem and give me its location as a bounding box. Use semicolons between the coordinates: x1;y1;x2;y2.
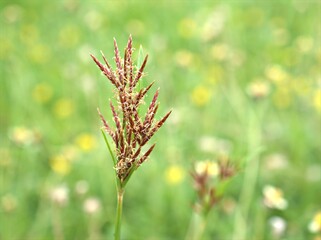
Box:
185;211;206;240
114;188;124;240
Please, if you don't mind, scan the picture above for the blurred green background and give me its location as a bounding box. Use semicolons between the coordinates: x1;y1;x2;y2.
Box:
1;0;320;239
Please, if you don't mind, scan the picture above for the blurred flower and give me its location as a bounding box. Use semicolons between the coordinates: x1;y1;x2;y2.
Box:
165;165;185;185
62;62;80;80
265;65;288;84
263;153;288;171
53;98;74;119
75;134;97;152
178;18;197;38
49;185;69;207
218;158;236;180
75;180;89;195
198;136;232;155
313;89;321;113
309;211;321;233
263;185;288;210
9;126;40;146
80;74;96;96
19;24;39;46
246;80;270;100
61;145;79;161
269;216;287;237
50;155;71;175
2;4;22;23
221;197;236;214
78;44;95;63
191;86;211;107
306;164;321;182
126;19;145;36
195;160;219;177
175;50;194;67
32;83;53;103
166;108;182;126
84;10;103;31
296;36;314;53
229;49;246;67
59;24;80;48
0;37;13;59
272;28;289;46
150;34;167;52
63;0;78;11
83;197;102;215
210;43;231;61
27;44;51;63
201;7;227;41
1;194;17;213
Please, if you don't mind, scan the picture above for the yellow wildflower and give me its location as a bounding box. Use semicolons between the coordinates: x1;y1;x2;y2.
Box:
265;65;288;84
165;165;184;185
50;155;71;175
59;24;80;48
27;44;51;63
309;211;321;233
296;36;314;53
175;50;194;67
246;80;270;99
0;37;13;59
84;10;103;31
75;134;97;152
32;83;53;103
178;18;196;38
19;24;39;46
53;99;74;119
126;19;145;36
10;127;35;145
2;4;22;23
210;43;230;61
191;85;211;106
263;185;288;210
1;194;17;213
313;89;321;113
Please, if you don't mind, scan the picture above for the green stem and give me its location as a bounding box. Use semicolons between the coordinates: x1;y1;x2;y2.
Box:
185;211;206;240
114;189;124;240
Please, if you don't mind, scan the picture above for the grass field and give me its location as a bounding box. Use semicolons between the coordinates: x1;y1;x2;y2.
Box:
1;0;321;239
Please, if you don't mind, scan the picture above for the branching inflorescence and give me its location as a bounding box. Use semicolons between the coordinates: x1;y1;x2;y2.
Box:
91;35;171;186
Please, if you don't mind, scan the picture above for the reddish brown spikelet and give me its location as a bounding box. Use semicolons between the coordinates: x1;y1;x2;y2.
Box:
143;89;159;125
131;55;148;89
90;54;106;72
109;100;122;136
135;81;155;106
93;36;171;184
142;110;172;145
97;108;115;141
219;160;236;180
91;53;119;87
124;35;133;82
137;144;156;165
113;38;122;71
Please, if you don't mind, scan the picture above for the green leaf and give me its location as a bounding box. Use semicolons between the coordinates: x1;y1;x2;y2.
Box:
101;129;116;166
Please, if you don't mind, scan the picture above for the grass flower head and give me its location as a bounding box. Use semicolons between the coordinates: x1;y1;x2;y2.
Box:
91;35;171;188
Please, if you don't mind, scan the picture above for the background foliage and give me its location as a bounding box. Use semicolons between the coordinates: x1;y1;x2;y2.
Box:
1;0;320;239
